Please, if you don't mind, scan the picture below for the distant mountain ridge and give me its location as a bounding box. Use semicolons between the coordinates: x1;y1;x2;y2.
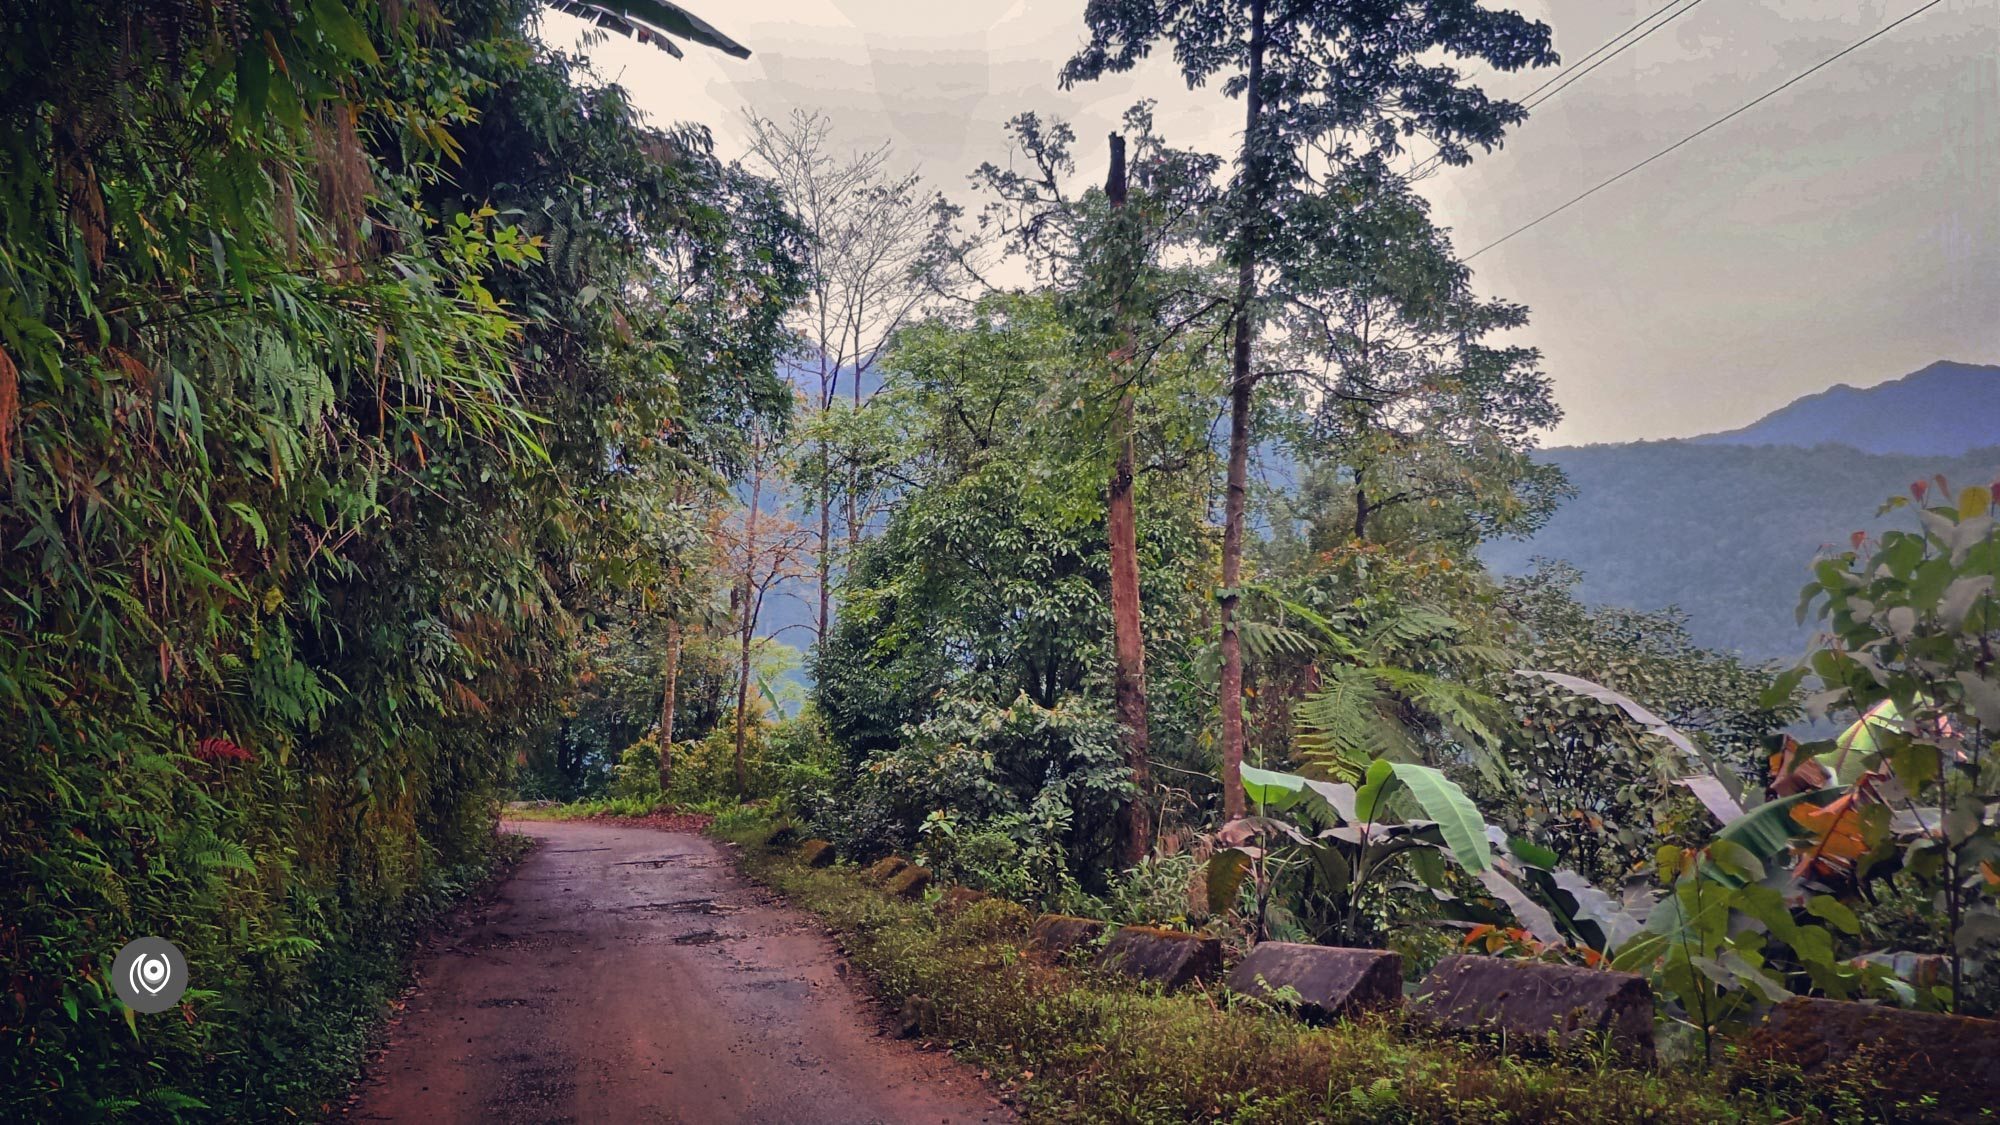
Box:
1485;360;2000;659
1691;360;2000;455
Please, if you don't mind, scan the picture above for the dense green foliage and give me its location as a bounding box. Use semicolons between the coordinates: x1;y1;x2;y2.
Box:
0;2;798;1115
1497;564;1788;882
810;291;1219;888
1781;483;2000;1013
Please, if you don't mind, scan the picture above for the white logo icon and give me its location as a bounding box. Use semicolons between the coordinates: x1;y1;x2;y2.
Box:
131;953;172;996
111;937;188;1013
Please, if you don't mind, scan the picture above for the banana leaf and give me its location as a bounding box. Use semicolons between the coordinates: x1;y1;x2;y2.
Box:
548;1;752;58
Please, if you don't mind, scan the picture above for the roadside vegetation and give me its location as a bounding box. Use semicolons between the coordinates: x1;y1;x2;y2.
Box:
714;823;1906;1124
2;1;796;1117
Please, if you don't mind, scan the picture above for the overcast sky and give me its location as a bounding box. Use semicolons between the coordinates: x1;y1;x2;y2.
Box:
542;0;1997;446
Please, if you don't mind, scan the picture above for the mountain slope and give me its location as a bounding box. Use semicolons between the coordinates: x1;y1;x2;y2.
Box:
1482;441;2000;659
1692;360;2000;455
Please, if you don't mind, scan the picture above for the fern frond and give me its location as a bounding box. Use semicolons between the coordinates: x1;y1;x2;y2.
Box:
1295;665;1406;779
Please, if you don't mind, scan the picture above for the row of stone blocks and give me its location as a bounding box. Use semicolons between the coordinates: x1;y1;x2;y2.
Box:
797;842;2000;1109
1028;911;2000;1107
1028;917;1642;1055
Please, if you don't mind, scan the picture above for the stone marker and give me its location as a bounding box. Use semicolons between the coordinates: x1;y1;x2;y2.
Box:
1027;914;1108;958
1411;954;1655;1066
896;994;937;1038
797;839;836;868
1744;997;2000;1121
935;886;989;915
1097;926;1223;990
862;856;909;884
883;864;932;900
1226;943;1402;1022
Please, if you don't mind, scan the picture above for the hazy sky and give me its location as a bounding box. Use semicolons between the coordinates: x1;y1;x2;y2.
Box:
542;1;1998;446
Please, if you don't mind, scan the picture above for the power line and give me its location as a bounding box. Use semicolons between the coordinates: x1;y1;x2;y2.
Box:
1411;0;1710;179
1522;0;1711;112
1463;0;1950;263
1517;0;1689;104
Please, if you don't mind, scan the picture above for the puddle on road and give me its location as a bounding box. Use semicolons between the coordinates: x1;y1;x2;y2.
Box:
476;997;536;1009
671;930;727;945
624;898;739;916
613;855;708;868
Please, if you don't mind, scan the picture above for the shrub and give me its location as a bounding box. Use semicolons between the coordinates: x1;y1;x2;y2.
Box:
610;734;666;801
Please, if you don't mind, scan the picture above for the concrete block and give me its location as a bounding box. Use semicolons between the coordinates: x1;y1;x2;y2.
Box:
1097;926;1222;990
1226;942;1402;1021
1411;954;1654;1065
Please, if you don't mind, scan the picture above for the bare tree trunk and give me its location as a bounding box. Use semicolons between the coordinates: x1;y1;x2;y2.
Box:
1109;413;1154;863
846;373;862;552
817;358;834;644
1217;0;1268;823
732;464;764;798
658;616;681;792
1105;132;1153;867
816;482;832;642
732;616;754;796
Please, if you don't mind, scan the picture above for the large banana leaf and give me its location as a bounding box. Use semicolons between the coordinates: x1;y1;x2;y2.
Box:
1476;868;1565;944
548;1;752;58
1378;761;1493;874
1520;668;1748;817
1707;786;1848;885
1238;763;1305;811
1265;758;1493;874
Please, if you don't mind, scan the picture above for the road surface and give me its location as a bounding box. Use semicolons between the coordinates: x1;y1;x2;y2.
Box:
349;819;1007;1124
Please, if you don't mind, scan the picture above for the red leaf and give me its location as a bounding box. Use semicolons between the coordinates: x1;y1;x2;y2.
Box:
195;737;254;763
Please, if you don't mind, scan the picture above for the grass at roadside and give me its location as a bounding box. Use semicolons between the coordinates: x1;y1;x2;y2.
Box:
504;796;674;820
715;823;1851;1125
503;796;775;835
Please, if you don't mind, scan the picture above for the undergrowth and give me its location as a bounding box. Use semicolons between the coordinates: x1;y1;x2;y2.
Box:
503;795;747;832
238;830;534;1118
717;823;1849;1125
505;796;675;821
34;830;532;1121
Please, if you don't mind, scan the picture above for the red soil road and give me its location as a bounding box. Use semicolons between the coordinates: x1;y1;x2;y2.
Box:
348;820;1008;1124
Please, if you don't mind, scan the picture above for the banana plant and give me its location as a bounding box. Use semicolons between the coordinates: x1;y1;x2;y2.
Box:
548;1;751;58
1206;762;1572;946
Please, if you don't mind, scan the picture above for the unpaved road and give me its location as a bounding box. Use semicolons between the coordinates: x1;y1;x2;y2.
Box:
349;820;1007;1124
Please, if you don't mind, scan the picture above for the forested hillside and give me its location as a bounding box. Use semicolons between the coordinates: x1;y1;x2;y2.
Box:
1484;435;2000;659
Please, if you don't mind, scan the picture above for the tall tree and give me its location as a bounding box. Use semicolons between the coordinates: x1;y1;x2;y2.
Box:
1102;134;1154;866
1062;0;1555;817
743;110;931;642
1276;169;1567;549
937;108;1223;860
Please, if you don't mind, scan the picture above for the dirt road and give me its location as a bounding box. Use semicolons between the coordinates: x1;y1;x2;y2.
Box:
349;820;1007;1124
